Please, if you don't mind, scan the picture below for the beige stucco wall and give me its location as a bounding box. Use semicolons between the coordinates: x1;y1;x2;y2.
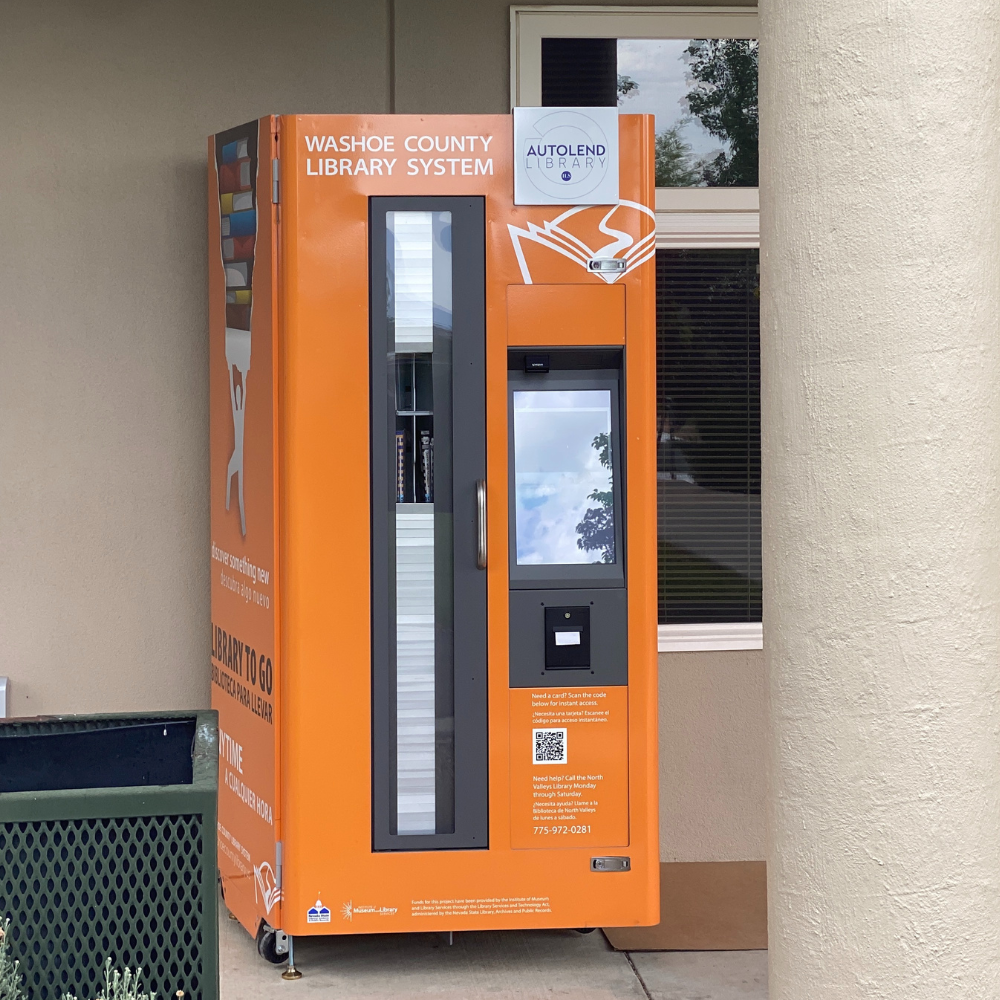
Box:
659;650;766;862
1;0;764;864
761;0;1000;993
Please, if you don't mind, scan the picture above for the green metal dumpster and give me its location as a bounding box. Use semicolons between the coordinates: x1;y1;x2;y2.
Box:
0;711;218;1000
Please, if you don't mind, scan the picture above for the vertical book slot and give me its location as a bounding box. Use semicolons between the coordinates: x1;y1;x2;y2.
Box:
373;197;485;850
387;210;453;836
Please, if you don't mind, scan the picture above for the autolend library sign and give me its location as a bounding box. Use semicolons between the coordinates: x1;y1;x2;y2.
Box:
513;106;620;205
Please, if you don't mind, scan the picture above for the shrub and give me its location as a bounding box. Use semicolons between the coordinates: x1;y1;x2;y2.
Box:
0;920;24;1000
60;959;155;1000
0;921;158;1000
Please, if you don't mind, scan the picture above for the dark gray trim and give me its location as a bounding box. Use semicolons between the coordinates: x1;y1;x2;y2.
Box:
508;365;626;591
509;589;628;687
507;348;623;373
370;196;488;852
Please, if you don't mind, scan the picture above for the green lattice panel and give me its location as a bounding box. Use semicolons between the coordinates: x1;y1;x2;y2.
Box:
5;719;172;737
0;814;205;1000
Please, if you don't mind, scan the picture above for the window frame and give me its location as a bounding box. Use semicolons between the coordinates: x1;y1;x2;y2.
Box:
510;4;762;653
510;6;759;109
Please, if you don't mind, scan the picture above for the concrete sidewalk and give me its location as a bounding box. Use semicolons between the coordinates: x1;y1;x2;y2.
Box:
220;908;767;1000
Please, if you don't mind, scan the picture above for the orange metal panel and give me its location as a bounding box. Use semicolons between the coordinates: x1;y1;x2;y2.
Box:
509;687;629;850
210;118;283;936
211;113;659;940
507;283;625;345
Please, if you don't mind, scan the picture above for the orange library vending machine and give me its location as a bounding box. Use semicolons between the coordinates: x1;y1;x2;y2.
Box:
209;111;658;969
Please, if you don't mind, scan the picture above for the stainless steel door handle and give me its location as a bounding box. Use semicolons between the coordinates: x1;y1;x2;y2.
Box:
476;480;487;569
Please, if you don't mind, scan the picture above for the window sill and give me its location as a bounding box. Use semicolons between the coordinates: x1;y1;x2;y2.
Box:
658;622;763;653
656;187;759;249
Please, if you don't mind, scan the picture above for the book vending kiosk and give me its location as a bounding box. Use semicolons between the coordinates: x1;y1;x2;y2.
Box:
209;112;658;969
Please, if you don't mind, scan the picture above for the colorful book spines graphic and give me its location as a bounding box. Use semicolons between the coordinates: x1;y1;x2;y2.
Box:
225;261;249;287
221;138;249;163
218;129;256;334
222;235;256;261
221;209;256;238
226;305;251;328
220;191;253;215
219;159;252;194
225;289;252;328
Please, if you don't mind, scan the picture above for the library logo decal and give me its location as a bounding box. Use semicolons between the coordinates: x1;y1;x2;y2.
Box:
308;899;332;923
254;860;282;915
216;122;259;536
513;106;619;206
507;201;656;285
339;900;398;921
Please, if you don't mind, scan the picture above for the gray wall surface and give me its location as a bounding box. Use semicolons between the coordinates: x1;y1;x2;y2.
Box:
1;0;389;718
1;0;762;862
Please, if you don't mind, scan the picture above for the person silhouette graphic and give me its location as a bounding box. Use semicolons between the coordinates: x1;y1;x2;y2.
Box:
226;364;248;535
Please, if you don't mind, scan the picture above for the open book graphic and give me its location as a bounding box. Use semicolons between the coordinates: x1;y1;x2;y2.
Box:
507;200;656;285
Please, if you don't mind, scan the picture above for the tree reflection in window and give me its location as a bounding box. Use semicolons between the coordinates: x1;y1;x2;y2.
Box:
616;37;758;187
513;388;615;566
576;432;615;563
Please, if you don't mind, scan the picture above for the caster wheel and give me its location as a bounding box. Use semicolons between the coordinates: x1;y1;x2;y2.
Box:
575;927;596;934
218;879;238;919
256;922;288;965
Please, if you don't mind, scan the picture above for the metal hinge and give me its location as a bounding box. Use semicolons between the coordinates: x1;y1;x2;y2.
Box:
275;840;283;888
272;158;280;204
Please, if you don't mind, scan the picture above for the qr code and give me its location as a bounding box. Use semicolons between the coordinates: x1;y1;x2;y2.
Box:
533;728;568;764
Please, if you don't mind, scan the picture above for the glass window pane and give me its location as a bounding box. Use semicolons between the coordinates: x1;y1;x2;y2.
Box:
387;210;454;836
616;38;758;187
539;35;759;187
513;389;616;566
389;212;434;352
542;37;618;107
656;248;761;624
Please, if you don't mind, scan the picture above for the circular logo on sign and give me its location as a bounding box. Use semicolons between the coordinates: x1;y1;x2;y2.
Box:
520;111;611;200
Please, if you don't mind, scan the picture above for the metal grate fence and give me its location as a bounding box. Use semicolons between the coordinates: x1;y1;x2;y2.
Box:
0;712;218;1000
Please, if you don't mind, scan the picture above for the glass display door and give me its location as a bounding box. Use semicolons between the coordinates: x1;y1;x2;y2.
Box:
370;197;488;850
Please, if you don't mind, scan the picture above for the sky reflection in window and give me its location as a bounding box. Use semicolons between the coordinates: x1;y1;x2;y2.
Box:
617;38;758;187
513;390;615;565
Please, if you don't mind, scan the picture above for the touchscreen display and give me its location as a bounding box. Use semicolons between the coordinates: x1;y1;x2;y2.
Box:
513;389;616;565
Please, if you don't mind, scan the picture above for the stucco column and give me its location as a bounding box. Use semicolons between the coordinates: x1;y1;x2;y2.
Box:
759;3;1000;997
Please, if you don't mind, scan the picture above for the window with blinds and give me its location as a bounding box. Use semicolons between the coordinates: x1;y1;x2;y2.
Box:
541;38;618;107
656;249;761;624
537;40;762;627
